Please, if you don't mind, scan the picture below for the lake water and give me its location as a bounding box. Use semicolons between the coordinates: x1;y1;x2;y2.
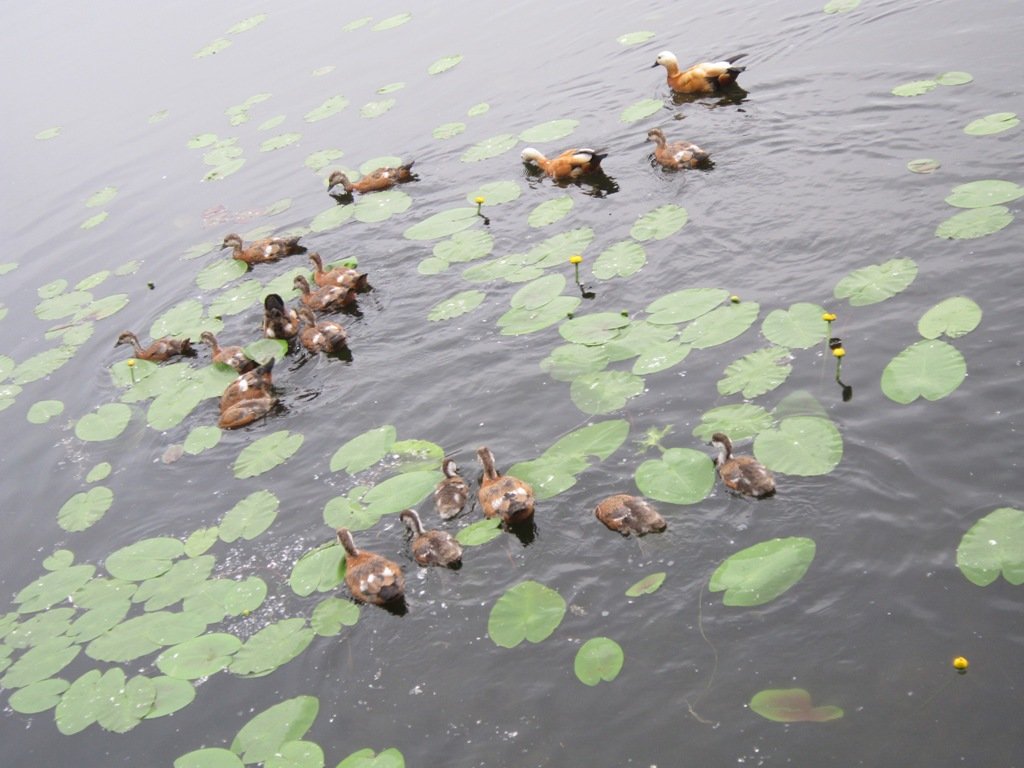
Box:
2;0;1023;766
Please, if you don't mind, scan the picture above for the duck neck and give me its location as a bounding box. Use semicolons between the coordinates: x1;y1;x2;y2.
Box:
400;510;423;536
478;448;499;481
337;529;359;557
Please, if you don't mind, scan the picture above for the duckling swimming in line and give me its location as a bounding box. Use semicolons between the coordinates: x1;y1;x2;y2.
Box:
200;331;256;373
218;357;276;430
327;162;416;196
115;331;194;362
221;233;304;265
709;432;775;498
399;509;463;568
262;294;299;340
594;494;667;536
477;446;535;525
434;458;469;520
646;128;711;170
337;528;406;606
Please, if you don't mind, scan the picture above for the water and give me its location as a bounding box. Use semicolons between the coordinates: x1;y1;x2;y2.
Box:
2;0;1023;765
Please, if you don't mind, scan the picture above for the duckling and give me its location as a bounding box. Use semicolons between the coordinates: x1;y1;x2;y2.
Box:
336;528;406;606
262;294;300;340
594;494;666;536
646;128;711;170
115;331;194;362
309;252;371;292
293;275;354;313
434;458;469;520
709;432;775;498
221;233;304;265
652;51;747;95
327;162;416;196
218;357;276;429
477;446;535;525
199;331;256;373
297;307;348;354
399;509;463;568
521;147;607;180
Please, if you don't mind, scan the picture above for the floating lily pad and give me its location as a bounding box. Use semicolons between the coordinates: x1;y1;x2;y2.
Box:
2;638;80;689
418;256;448;275
362;471;440;517
305;148;344;171
630;204;688;241
157;633;242;679
392;439;445;472
466;180;521;205
711;537;816;606
833;258;917;305
718;347;792;398
510;274;566;311
750;688;843;722
907;158;940;174
342;16;371;31
36;291;93;320
230;618;314;677
331;425;396;473
0;382;21;410
265;741;325;768
498;296;581;336
433;122;466;139
219;490;279;542
174;748;244;768
456;518;504;546
548;420;629;463
337;748;405;768
9;677;70;714
28;399;64;424
461;133;518;163
231;695;320;764
58;485;114;532
428;54;462;74
55;669;103;734
258;115;285;131
403;207;478;240
353;190;412;223
260;133;302;152
228;14;266;33
183;527;219;557
81;211;109;229
518;119;580;143
43;549;75;570
361;99;395;119
570;370;645;414
575;637;624;686
646;288;728;325
593;240;646;279
488;581;566;648
323;494;380;531
36;126;61;140
891;79;938;97
468;102;489;116
507;457;582;500
540;343;609;381
182;425;221;456
311;597;360;636
761;302;827;348
428;290;486;321
635;447;715;504
7;609;75;648
86;186;118;208
528;196;573;227
956;507;1024;586
527;227;595;267
625;572;666;597
560;312;631;345
679;301;759;349
434;229;493;263
305;95;349;122
824;0;860;12
372;13;412;31
945;179;1024;208
105;537;183;581
754;416;842;475
290;543;346;596
621;98;663;123
75;402;132;442
244;338;288;365
617;30;655;45
95;669;157;733
146;676;196;719
631;340;691;375
963;112;1018;136
936;70;973;86
935;205;1013;239
881;339;966;404
377;82;405;94
67;599;131;644
195;38;231;58
197;259;248;291
918;296;982;339
234;431;304;479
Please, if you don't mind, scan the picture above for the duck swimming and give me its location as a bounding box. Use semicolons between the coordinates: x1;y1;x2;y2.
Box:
594;494;667;536
296;307;348;354
521;147;607;180
115;331;194;362
399;509;463;568
709;432;775;498
293;275;354;313
199;331;256;373
433;458;469;520
262;294;299;340
218;357;276;429
477;446;535;525
221;233;304;265
308;252;370;293
652;51;747;94
327;162;416;196
336;528;406;606
646;128;711;170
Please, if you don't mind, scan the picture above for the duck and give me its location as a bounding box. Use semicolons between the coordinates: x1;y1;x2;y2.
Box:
293;275;354;313
336;528;406;606
646;128;711;169
297;307;348;354
221;233;304;265
477;446;535;525
115;331;194;362
399;509;463;568
433;458;469;520
594;494;666;536
709;432;775;498
652;51;747;94
327;162;416;196
309;252;370;293
521;147;607;180
199;331;256;373
262;294;300;340
218;357;276;429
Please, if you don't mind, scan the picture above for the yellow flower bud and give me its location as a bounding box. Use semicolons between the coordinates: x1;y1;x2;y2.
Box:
126;359;136;367
569;255;583;264
953;656;968;671
832;347;846;358
474;196;485;205
730;295;740;304
822;312;837;322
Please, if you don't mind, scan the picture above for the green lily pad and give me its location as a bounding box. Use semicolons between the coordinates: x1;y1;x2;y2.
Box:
468;102;489;116
260;133;302;152
336;748;405;768
466;180;521;205
9;677;70;714
881;339;967;404
560;312;631;345
507;456;582;500
2;638;80;689
362;470;440;516
936;205;1014;239
174;748;244;768
204;158;246;182
956;507;1024;586
428;290;486;321
761;302;827;348
823;0;859;10
105;537;184;581
518;119;580;143
258;116;285;131
964;112;1019;136
156;633;242;679
231;695;320;764
617;30;655;45
13;346;75;384
528;196;573;227
28;399;65;424
330;425;396;473
195;38;231;58
360;99;395;119
244;338;288;364
711;537;816;606
43;549;75;570
343;16;371;31
937;71;973;85
197;259;248;291
717;347;792;398
621;98;663;124
372;12;412;30
323;495;379;531
546;419;629;462
631;340;691;375
527;227;595;268
58;485;114;532
230;618;314;677
184;527;219;557
625;572;666;597
540;343;609;381
918;296;982;339
146;384;207;431
0;382;20;410
456;518;504;546
234;431;304;479
498;296;580;335
184;425;222;455
646;288;728;325
304;95;349;122
593;240;646;279
392;439;445;472
146;676;196;719
95;669;157;733
72;577;136;609
461;133;518;163
150;298;206;339
36;290;93;320
76;269;111;290
635;447;715;504
351;190;411;223
434;229;494;263
570;370;645;414
679;301;759;349
377;82;405;94
945;179;1024;208
750;688;843;722
265;741;325;768
86;186;118;207
36;126;61;140
403;207;479;240
311;597;360;636
891;79;938;97
55;669;103;734
755;416;842;475
75;402;133;441
16;564;95;613
833;257;917;305
630;204;688;241
67;599;131;643
488;580;566;648
289;543;346;596
574;637;624;686
305;148;344;171
433;121;466;139
6;610;74;649
428;54;463;74
81;211;108;229
132;556;215;611
907;158;940;174
228;14;266;33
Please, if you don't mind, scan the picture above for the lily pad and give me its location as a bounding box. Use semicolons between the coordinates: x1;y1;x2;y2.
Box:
635;447;715;504
219;490;279;542
234;431;304;479
197;259;248;291
9;677;71;714
183;527;219;557
156;633;242;679
693;404;773;443
434;229;494;263
228;14;266;34
891;79;938;97
428;54;463;74
245;339;288;364
174;748;244;768
43;549;75;570
761;302;827;348
945;179;1024;208
625;572;666;597
36;126;61;140
403;207;478;240
631;340;691;375
184;424;222;455
195;38;231;58
461;133;518;163
95;669;157;733
593;240;646;279
428;290;486;321
646;288;728;325
679;302;759;349
560;312;631;345
55;669;103;734
750;688;843;722
265;741;325;768
918;296;982;339
353;190;411;223
466;180;521;205
58;485;114;532
305;95;349;122
372;13;412;31
621;98;663;123
331;425;396;473
86;186;118;207
498;296;581;336
105;537;183;581
75;402;133;442
360;99;395;119
833;258;917;305
936;71;972;86
362;470;440;516
468;102;489;116
433;122;466;139
956;507;1024;586
823;0;860;12
881;339;967;404
617;30;655;45
518;119;580;143
28;399;65;424
36;291;93;320
935;206;1013;239
289;543;346;596
755;416;842;475
311;597;360;636
488;581;566;648
2;638;80;689
574;637;624;686
16;564;95;613
456;518;504;546
260;133;302;152
539;343;609;381
81;211;108;229
570;370;645;414
146;676;196;719
630;204;688;241
963;112;1019;136
907;158;940;174
717;347;792;398
710;537;816;606
528;196;573;227
337;748;405;768
230;618;314;677
231;695;320;764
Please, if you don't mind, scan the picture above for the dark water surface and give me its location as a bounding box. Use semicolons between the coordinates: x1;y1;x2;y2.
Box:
3;0;1023;765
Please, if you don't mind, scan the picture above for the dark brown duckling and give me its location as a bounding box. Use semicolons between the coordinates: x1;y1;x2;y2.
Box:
327;162;416;196
218;357;275;429
336;528;405;606
308;252;371;292
399;509;463;568
115;331;194;362
646;128;711;169
710;432;776;498
293;275;354;313
477;446;535;525
221;233;304;265
433;458;469;520
297;307;348;354
594;494;666;536
199;331;256;373
262;294;299;340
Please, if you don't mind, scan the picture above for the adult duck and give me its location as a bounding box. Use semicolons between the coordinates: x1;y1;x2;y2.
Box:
652;51;747;94
521;147;607;180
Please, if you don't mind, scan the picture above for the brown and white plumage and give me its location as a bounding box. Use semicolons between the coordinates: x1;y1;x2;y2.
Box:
646;128;711;169
115;331;194;362
327;162;416;195
399;509;463;568
262;294;299;340
710;432;775;498
297;307;348;354
434;458;469;520
293;275;354;313
652;51;747;94
337;528;405;606
521;147;607;180
221;233;304;265
218;357;275;429
594;494;666;536
200;331;255;373
308;253;370;292
477;446;535;525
